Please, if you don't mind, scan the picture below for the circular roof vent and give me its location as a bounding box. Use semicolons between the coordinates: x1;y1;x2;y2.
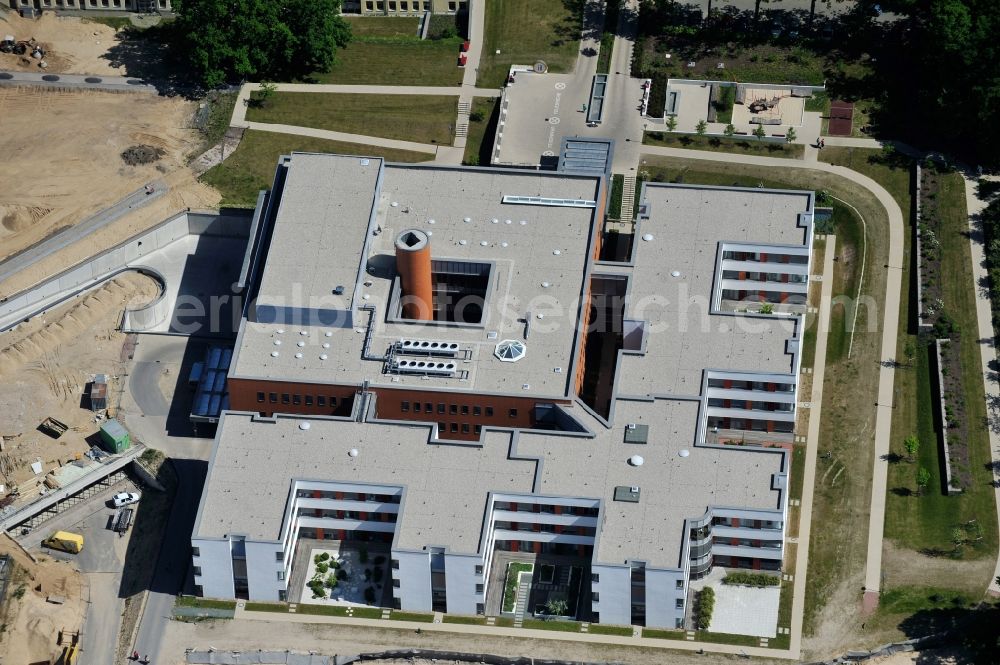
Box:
299;422;311;431
629;455;645;466
494;339;526;362
679;449;690;458
348;448;359;458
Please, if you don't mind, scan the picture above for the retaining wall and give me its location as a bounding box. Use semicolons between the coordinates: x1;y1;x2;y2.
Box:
933;338;963;494
0;210;252;333
914;163;933;331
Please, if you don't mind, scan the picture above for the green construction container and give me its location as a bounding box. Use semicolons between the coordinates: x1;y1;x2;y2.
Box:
99;419;131;454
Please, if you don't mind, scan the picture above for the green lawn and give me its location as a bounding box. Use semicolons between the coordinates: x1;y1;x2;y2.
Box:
246;93;457;145
596;32;615;75
244;602;289;613
883;170;998;560
312;39;464;86
343;15;421;37
587;623;633;636
608;174;624;220
643;132;804;159
175;597;236;610
442;615;488;625
391;610;435;622
713;86;735;124
521;619;582;632
201;130;432;207
502;562;533;613
477;0;582;87
823;148;998;565
296;604;383;618
462;96;500;166
642;627;685;639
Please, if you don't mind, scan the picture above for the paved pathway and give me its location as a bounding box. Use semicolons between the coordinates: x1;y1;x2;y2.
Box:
789;236;836;655
0;181;165;286
640;145;904;614
962;175;1000;597
242;122;439;155
228;605;793;659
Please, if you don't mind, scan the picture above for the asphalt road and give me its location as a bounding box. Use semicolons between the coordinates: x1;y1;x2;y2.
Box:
131;458;207;663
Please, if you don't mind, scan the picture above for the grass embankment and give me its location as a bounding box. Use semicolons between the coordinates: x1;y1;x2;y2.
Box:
821;148;998;575
521;618;581;632
176;597;237;610
246;93;458;145
201;130;432;207
638;154;886;643
297;604;383;618
477;0;581;87
310;16;463;86
643;131;803;159
462;96;500;166
588;623;633;636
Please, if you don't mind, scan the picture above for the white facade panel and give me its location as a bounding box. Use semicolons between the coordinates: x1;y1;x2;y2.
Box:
591;564;630;625
393;549;432;611
245;540;286;601
444;553;482;615
193;539;235;599
645;568;686;629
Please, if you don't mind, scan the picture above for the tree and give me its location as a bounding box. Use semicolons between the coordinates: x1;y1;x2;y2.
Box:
785;127;797;143
724;123;735;137
695;119;707;135
903;435;919;461
666;115;678;132
916;467;931;495
753;124;766;141
545;598;569;616
253;80;277;108
174;0;352;88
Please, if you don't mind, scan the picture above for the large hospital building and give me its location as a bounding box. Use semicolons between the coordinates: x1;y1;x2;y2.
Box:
191;150;814;629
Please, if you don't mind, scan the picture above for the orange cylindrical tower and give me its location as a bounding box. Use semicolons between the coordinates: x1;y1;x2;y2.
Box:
395;229;434;320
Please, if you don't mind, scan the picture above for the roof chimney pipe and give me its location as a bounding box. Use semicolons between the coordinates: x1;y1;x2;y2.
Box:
395;229;434;321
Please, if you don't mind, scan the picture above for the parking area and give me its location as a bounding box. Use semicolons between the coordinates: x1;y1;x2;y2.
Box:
493;71;595;168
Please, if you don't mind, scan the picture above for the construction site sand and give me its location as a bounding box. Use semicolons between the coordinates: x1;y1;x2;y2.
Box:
0;534;86;664
0;11;126;76
0;272;158;494
0;85;220;295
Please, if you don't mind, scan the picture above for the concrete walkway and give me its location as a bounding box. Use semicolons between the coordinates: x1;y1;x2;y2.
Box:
789;236;836;654
962;175;1000;598
640;145;905;613
231;604;794;659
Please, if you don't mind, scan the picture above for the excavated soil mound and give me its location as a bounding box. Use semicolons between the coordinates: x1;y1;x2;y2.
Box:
121;144;165;166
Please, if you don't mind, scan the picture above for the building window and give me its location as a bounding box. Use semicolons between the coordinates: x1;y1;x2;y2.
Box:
509;408;518;418
438;422;447;433
292;395;302;405
475;583;484;593
318;396;327;407
475;565;483;574
448;1;456;9
473;406;482;416
485;407;494;417
450;423;458;432
592;592;599;601
401;401;410;412
388;0;396;9
449;404;458;415
256;391;265;403
269;392;278;404
330;397;338;407
425;402;433;413
281;394;290;404
675;598;684;609
675;579;684;590
400;0;407;9
305;395;314;406
276;552;285;562
193;566;202;576
591;573;599;582
461;424;470;433
437;403;445;414
461;405;470;415
192;546;200;557
277;570;286;580
393;578;401;587
474;424;482;435
414;402;423;413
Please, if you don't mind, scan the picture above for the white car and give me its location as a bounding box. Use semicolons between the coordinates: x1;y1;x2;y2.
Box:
112;492;141;508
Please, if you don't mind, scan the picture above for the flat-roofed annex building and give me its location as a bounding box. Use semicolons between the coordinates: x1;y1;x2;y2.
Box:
191;153;814;629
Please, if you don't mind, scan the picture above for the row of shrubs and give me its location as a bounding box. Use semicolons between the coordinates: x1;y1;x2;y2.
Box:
696;587;715;630
722;572;781;587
